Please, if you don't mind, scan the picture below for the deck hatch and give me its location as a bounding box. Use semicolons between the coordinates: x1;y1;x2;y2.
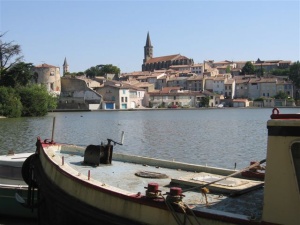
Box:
192;175;241;187
172;172;264;194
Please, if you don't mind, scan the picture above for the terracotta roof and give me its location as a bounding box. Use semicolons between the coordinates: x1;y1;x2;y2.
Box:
225;79;235;84
145;54;188;64
187;75;204;81
213;60;232;64
159;87;181;94
235;79;250;84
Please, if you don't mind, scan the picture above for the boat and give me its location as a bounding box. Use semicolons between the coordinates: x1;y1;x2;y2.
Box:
23;108;300;225
0;151;37;218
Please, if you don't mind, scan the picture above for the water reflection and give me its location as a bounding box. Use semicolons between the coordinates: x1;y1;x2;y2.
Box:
0;108;299;169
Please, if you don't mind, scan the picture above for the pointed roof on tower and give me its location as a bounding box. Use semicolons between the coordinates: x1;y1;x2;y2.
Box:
63;57;68;66
145;32;152;47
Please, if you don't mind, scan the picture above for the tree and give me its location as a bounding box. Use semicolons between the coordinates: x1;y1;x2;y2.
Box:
0;86;22;117
85;66;101;78
274;91;288;99
226;65;231;73
289;61;300;88
241;61;255;75
0;33;23;82
98;64;120;76
1;62;33;87
17;85;57;117
271;68;289;76
85;64;121;78
200;96;210;107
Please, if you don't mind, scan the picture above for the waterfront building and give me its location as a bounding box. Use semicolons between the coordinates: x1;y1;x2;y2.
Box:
148;87;220;108
58;77;102;110
95;80;146;109
234;77;250;99
31;63;61;95
224;78;235;99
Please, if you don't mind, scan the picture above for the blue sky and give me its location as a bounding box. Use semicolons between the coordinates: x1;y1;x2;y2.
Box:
1;0;299;74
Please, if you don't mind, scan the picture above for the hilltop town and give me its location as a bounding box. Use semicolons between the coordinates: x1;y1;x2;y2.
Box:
31;33;298;110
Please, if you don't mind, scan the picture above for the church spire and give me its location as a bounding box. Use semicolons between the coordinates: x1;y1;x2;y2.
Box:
144;32;153;63
145;32;152;46
63;57;69;76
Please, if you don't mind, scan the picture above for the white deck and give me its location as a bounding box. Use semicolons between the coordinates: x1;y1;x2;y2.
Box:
58;148;264;222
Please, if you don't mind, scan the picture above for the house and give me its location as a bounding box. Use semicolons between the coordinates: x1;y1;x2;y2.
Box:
232;99;250;107
120;71;151;81
186;75;204;91
224;78;235;99
191;63;203;75
95;81;145;109
167;77;188;89
259;78;277;98
148;87;219;108
212;60;236;69
58;77;102;110
212;76;226;95
235;77;250;99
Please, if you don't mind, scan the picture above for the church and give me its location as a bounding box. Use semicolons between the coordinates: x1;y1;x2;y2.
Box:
142;32;194;71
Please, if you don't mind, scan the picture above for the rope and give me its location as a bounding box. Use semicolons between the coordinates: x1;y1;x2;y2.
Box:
163;194;203;225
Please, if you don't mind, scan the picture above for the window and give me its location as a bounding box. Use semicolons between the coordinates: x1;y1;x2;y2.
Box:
291;142;300;192
173;96;176;100
121;97;124;102
125;97;128;102
123;90;126;94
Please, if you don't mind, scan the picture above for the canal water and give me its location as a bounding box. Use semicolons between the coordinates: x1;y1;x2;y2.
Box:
1;107;299;170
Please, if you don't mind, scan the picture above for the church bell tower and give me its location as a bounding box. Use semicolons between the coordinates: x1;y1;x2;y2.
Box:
144;32;153;63
63;57;69;76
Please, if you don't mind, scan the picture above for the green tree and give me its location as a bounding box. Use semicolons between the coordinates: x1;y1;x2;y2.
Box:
0;33;23;82
241;61;255;75
226;65;231;73
271;68;290;76
17;85;57;117
85;66;101;78
274;91;288;99
200;96;210;107
98;64;120;76
289;61;300;88
1;62;33;87
0;86;22;117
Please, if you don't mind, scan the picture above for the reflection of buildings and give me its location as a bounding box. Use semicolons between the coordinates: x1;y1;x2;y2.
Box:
142;32;194;71
32;63;61;95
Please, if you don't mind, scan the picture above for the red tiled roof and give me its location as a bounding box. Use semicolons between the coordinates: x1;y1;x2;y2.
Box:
145;54;187;64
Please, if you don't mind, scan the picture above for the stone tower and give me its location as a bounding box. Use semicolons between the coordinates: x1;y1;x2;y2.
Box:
63;57;69;75
144;32;153;63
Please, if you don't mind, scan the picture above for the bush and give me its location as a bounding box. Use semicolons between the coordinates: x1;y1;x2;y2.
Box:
0;86;23;117
17;85;57;117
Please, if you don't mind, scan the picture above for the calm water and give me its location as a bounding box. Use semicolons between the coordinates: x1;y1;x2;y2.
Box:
1;108;299;170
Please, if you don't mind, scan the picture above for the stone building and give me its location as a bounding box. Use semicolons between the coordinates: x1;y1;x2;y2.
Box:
142;32;194;71
32;63;61;95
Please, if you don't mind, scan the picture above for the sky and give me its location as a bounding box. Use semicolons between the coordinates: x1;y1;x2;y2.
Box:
1;0;299;74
